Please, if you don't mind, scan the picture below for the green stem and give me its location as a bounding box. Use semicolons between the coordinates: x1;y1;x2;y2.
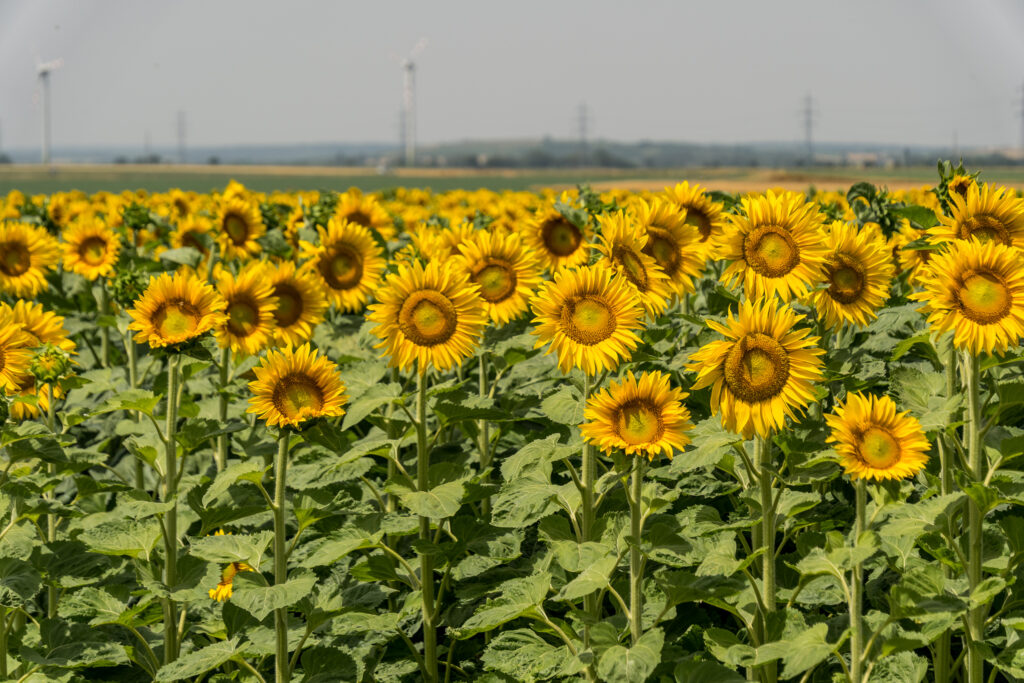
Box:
850;479;866;683
629;457;644;645
758;435;778;683
215;346;230;472
45;399;57;619
161;353;180;664
274;430;291;683
125;331;144;490
477;353;492;518
98;282;110;368
580;373;597;652
0;607;6;679
935;339;957;683
964;351;984;683
416;368;438;683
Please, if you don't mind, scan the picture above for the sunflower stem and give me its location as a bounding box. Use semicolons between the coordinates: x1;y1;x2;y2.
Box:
215;346;231;472
477;352;492;518
161;353;180;664
629;457;644;645
580;372;597;659
45;397;58;619
273;429;291;683
98;282;110;368
850;478;866;683
757;435;777;683
125;330;144;490
416;368;438;683
964;351;985;683
935;338;957;683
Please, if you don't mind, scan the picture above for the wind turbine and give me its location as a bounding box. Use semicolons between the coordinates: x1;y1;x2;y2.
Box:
400;39;427;167
36;57;64;165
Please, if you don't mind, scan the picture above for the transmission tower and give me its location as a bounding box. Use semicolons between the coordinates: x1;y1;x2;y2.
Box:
177;110;187;164
802;93;815;165
577;102;589;165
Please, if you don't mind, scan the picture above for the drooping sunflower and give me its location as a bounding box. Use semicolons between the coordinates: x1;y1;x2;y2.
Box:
663;181;728;258
128;271;228;348
334;190;395;240
928;183;1024;248
522;196;591;272
720;190;828;302
0;308;32;394
300;218;386;312
910;239;1024;356
247;343;347;427
687;297;825;439
810;221;894;330
216;198;266;260
209;561;255;602
216;262;278;356
0;221;60;297
530;265;645;376
2;301;76;420
61;221;121;281
632;197;704;299
595;210;673;318
580;370;693;460
455;230;542;326
268;261;327;347
826;392;930;481
367;260;487;373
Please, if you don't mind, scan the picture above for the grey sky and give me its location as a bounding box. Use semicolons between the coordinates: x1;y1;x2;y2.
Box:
2;0;1024;152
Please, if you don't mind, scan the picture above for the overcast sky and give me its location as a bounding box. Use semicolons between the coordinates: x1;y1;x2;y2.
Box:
2;0;1024;152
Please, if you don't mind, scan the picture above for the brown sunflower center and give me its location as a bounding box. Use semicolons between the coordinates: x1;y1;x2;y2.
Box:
319;244;363;291
561;295;616;345
345;210;372;228
615;398;665;446
723;332;790;403
686;209;714;242
272;373;324;420
78;236;109;266
541;217;583;257
612;245;649;290
273;283;304;327
0;242;31;276
181;230;208;254
744;225;800;278
223;212;250;245
399;290;459;347
473;260;517;303
226;296;260;338
152;300;202;341
957;270;1011;324
826;253;867;304
960;214;1011;245
643;228;680;276
857;426;901;469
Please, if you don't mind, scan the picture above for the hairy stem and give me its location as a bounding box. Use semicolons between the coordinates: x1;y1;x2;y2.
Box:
964;352;984;683
477;353;492;518
758;435;778;683
215;346;230;472
629;457;644;645
274;430;291;683
417;368;438;683
850;479;866;683
161;353;180;664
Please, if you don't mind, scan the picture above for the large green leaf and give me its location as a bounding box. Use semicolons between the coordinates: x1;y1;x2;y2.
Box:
596;628;664;683
154;638;243;681
453;572;551;639
230;571;316;621
480;629;583;681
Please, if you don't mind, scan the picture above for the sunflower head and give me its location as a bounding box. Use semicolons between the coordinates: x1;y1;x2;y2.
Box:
247;343;348;428
0;221;61;297
810;221;894;330
632;197;705;298
663;181;727;256
522;194;591;272
216;262;278;356
595;210;673;318
0;308;32;394
2;301;75;421
826;392;930;481
128;271;228;349
209;561;255;602
929;183;1024;248
62;220;121;281
216;198;265;260
29;344;73;384
299;218;387;313
269;261;328;347
455;230;542;326
334;190;395;240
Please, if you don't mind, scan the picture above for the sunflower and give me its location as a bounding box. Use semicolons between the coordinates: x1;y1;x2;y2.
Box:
456;230;542;326
216;198;265;260
595;210;673;318
2;301;76;420
632;197;704;299
687;298;825;439
128;271;228;348
530;265;644;376
62;221;121;281
171;215;214;255
663;181;728;258
247;343;347;427
209;561;255;602
948;174;977;199
300;218;386;313
216;262;278;356
268;261;327;347
580;371;693;460
367;260;486;373
826;392;930;481
892;220;934;285
0;308;32;394
334;190;395;240
929;183;1024;248
810;221;894;330
0;221;60;297
911;239;1024;356
522;196;591;272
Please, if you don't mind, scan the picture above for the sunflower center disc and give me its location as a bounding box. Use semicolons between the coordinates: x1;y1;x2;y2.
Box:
961;214;1011;245
686;210;714;242
643;228;680;276
79;237;108;266
857;427;901;469
541;217;583;257
345;210;372;228
319;245;364;291
745;226;800;278
723;332;791;403
474;261;517;303
0;242;31;276
958;270;1012;324
827;253;867;304
562;296;616;345
615;399;664;446
273;373;325;420
273;283;304;327
399;290;459;347
152;300;202;341
613;246;649;290
226;297;260;338
223;213;250;245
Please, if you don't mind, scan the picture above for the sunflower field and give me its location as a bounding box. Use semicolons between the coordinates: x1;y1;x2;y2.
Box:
0;162;1023;683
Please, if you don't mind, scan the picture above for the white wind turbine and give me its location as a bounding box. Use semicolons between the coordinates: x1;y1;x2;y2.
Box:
400;39;427;167
36;56;64;165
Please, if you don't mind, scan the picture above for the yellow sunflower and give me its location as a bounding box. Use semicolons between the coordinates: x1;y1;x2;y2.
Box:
171;215;214;255
0;222;61;297
687;298;825;439
247;343;348;427
530;265;644;377
269;261;327;347
892;220;933;286
929;183;1024;248
948;174;977;199
663;181;728;258
456;230;542;326
826;392;930;481
595;210;673;318
633;197;705;299
128;271;228;348
580;370;693;460
367;260;486;373
216;198;265;260
62;221;121;281
720;190;828;302
209;561;255;602
2;301;77;420
334;190;395;240
911;239;1024;356
810;221;894;330
522;196;591;272
216;262;278;356
300;218;386;313
0;308;32;394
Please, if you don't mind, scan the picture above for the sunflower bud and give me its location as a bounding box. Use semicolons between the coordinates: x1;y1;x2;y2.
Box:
29;344;73;384
0;396;9;429
109;265;151;309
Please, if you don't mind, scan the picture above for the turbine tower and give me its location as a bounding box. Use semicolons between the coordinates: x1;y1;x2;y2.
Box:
401;39;427;167
37;57;63;165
